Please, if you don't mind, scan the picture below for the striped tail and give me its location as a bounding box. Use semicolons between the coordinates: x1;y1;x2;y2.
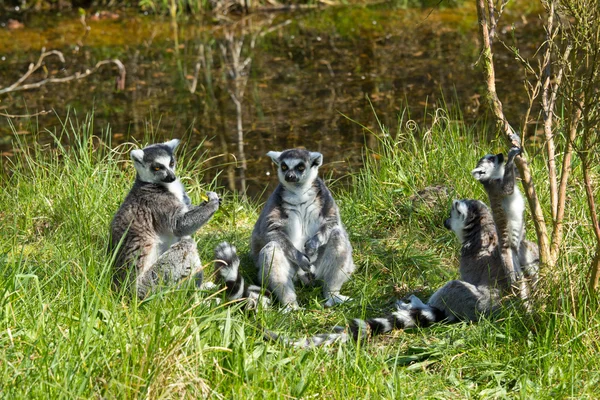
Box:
348;301;447;340
214;242;271;309
264;326;352;349
266;296;447;348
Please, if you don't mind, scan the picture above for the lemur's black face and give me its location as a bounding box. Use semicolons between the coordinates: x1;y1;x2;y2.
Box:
471;153;505;182
130;139;180;184
280;159;308;183
267;149;323;188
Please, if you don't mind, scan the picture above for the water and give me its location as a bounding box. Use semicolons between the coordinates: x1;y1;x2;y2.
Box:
0;3;542;197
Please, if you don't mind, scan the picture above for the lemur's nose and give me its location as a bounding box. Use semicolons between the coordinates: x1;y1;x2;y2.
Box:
444;219;451;230
285;171;299;182
164;171;176;183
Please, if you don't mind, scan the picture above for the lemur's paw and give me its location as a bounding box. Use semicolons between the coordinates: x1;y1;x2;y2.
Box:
324;294;352;308
281;302;302;313
509;133;522;147
508;146;522;159
199;281;218;291
295;251;312;272
395;299;412;311
205;191;221;205
304;236;320;258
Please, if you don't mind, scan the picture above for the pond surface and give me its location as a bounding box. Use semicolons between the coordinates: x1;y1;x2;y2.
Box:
0;3;543;197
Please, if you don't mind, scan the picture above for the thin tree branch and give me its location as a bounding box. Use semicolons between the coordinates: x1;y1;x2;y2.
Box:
0;49;126;94
540;0;560;221
550;95;581;262
0;110;51;118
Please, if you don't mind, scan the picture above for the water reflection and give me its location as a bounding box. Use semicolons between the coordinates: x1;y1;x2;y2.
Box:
0;4;543;198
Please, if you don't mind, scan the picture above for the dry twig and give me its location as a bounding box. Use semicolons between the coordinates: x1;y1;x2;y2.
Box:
0;48;126;95
0;110;51;118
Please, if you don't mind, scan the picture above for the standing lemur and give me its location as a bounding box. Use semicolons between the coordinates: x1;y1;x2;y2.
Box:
110;139;220;299
215;149;355;310
267;199;518;348
471;144;539;300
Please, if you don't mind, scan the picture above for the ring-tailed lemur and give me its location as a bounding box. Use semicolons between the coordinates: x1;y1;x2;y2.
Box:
471;144;539;299
215;149;355;310
266;199;512;348
110;139;220;299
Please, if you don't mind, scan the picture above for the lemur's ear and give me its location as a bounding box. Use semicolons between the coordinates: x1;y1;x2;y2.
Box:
309;152;323;167
496;153;504;163
164;139;180;151
130;149;145;164
267;151;282;165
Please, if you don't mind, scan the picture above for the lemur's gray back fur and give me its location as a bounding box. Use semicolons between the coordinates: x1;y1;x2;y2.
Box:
110;139;220;298
267;200;509;348
471;145;539;299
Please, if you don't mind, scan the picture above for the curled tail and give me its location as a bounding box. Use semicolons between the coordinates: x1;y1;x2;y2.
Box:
214;242;270;309
266;296;447;348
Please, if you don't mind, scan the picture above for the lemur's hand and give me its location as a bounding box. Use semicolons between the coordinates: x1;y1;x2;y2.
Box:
304;236;320;259
295;250;312;272
508;146;522;163
509;133;522;148
204;191;221;208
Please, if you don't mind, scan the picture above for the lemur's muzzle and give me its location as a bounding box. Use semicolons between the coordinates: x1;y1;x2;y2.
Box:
163;171;176;183
284;171;299;182
444;218;451;230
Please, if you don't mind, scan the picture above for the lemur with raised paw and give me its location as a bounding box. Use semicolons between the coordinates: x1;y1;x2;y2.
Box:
471;144;539;300
110;139;220;299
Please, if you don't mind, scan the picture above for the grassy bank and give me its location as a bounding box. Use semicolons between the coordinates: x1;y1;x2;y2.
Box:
0;111;598;398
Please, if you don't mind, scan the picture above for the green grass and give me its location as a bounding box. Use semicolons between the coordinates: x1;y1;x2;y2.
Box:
1;110;598;399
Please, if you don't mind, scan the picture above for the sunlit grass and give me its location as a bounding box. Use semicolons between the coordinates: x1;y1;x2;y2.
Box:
0;111;598;398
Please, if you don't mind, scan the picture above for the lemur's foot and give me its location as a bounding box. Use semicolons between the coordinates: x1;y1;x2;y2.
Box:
281;302;303;313
395;299;412;311
199;281;218;290
324;294;352;308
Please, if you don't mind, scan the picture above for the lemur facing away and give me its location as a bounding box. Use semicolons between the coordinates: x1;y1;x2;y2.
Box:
110;139;220;299
471;145;539;300
267;200;514;348
215;149;355;310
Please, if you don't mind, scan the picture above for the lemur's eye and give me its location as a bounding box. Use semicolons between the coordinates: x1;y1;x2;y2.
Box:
297;164;305;171
281;164;288;171
153;166;161;171
169;161;175;168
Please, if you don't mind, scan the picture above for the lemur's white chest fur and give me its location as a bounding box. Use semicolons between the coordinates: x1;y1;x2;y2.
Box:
490;160;525;244
165;179;187;209
282;186;321;250
502;188;525;245
157;178;189;256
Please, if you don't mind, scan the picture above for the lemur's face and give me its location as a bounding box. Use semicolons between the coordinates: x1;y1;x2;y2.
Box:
130;139;180;184
445;199;487;244
267;149;323;188
445;200;469;242
471;153;504;182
